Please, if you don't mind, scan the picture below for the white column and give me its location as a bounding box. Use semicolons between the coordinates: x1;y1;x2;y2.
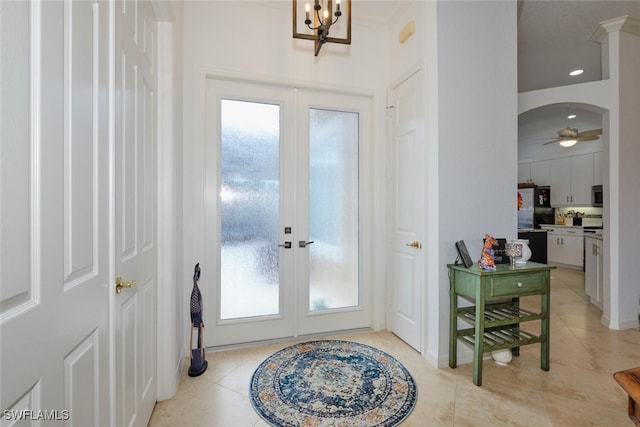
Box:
591;16;640;329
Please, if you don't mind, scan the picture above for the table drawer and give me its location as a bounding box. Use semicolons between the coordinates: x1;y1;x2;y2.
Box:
489;273;543;297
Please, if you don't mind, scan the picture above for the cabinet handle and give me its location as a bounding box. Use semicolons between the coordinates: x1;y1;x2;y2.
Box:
517;282;524;288
571;195;574;202
561;238;564;245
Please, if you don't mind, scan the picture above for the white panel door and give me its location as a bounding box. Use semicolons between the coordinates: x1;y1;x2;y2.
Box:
114;1;158;426
388;69;425;351
1;1;111;425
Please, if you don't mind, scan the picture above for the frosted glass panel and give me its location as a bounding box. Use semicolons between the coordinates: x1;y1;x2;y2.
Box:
308;109;359;311
220;100;280;319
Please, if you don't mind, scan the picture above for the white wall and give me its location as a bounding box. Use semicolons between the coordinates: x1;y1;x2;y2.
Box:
181;1;391;342
387;1;518;366
434;1;518;365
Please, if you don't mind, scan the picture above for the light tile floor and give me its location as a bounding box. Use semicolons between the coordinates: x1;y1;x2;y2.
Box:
149;268;640;426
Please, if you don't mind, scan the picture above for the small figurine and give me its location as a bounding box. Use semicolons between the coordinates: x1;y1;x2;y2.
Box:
189;263;208;377
479;233;497;271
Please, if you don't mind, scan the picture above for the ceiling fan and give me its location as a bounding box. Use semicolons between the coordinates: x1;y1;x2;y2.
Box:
542;126;602;147
541;108;602;147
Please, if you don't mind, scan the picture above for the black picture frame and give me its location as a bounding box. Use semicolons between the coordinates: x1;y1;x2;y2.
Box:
485;237;509;264
455;240;474;268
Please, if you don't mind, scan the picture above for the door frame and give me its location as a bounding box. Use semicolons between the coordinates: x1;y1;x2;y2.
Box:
200;70;381;346
152;2;182;402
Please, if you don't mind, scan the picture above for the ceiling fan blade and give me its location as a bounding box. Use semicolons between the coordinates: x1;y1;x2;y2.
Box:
577;128;602;137
543;139;561;146
577;135;600;142
534;137;563;141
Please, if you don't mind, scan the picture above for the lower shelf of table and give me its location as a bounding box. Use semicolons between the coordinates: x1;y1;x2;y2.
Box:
456;326;542;352
457;302;543;327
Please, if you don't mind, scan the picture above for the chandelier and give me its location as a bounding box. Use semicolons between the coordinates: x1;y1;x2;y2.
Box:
293;0;352;56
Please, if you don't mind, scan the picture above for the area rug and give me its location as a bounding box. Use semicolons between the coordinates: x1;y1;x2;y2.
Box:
249;340;417;426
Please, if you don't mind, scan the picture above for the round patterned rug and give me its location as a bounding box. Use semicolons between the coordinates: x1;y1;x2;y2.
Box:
249;340;417;426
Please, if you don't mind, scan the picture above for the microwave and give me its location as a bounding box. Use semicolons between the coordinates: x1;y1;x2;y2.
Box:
592;185;603;207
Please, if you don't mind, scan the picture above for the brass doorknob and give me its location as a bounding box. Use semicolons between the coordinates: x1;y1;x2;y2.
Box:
405;241;422;249
115;277;137;294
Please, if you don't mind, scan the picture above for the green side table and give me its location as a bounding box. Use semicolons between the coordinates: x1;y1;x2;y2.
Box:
448;262;556;386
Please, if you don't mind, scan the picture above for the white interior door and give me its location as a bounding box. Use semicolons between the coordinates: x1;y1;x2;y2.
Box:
388;69;425;351
204;79;372;346
114;1;158;426
1;0;111;424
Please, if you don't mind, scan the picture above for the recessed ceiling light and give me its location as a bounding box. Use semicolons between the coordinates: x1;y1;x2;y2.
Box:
568;114;576;119
569;69;584;76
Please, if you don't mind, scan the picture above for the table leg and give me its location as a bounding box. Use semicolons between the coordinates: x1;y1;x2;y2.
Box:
541;287;550;371
449;273;457;369
511;297;520;357
473;297;485;386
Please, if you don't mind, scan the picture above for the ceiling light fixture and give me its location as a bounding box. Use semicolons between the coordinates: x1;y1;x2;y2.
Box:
559;139;578;147
569;69;584;76
568;114;576;119
293;0;351;56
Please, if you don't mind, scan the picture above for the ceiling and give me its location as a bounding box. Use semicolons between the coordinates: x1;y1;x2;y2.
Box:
517;0;640;93
354;0;640;148
518;0;640;144
517;1;640;148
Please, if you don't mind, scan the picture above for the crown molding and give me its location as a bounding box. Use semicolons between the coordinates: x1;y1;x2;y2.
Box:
590;15;640;43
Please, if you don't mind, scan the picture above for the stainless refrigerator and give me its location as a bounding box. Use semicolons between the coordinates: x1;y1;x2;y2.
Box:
517;186;554;229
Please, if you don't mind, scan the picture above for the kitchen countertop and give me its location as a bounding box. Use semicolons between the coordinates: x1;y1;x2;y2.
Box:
584;231;604;240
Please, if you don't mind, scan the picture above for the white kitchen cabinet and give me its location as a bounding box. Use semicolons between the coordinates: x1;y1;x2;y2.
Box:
571;154;593;204
545;226;584;269
593;151;603;186
547;231;563;264
530;160;550;186
519;160;550;186
549;158;571;206
518;163;531;183
549;154;593;206
562;232;584;266
585;236;603;309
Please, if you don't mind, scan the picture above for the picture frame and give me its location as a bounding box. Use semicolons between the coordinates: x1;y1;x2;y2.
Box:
485;237;509;264
455;240;474;268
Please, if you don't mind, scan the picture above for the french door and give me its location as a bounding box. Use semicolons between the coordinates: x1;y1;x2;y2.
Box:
204;79;372;346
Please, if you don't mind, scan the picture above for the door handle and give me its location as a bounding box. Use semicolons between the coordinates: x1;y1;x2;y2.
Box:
299;240;314;248
405;241;422;249
277;242;292;249
115;277;137;294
